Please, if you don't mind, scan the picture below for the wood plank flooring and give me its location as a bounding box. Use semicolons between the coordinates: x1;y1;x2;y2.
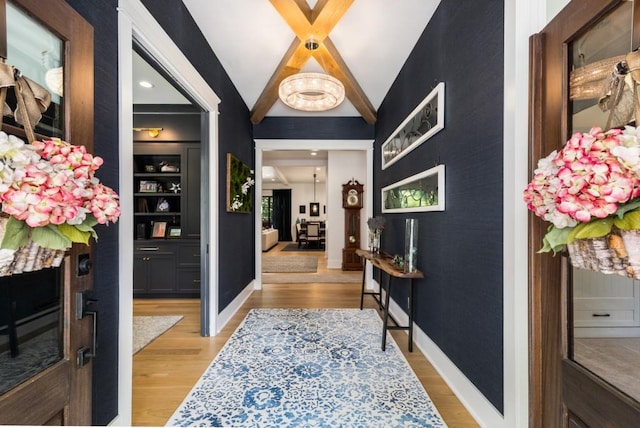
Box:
133;243;479;427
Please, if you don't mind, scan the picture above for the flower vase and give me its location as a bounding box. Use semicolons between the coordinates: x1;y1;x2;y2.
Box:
369;229;381;253
404;219;418;273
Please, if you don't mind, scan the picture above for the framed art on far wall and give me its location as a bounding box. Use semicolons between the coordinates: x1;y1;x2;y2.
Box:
381;82;445;170
381;164;445;213
226;153;254;213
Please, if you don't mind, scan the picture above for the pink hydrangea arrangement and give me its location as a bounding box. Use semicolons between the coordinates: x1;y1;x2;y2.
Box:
524;126;640;253
0;131;120;251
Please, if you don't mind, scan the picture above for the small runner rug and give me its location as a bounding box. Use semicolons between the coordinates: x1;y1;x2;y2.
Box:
133;315;183;355
166;308;447;427
262;255;318;273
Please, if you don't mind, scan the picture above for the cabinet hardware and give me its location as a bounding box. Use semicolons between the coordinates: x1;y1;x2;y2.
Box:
592;313;611;317
138;247;160;251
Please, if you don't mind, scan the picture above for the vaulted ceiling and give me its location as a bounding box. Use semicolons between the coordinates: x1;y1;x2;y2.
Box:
135;0;441;184
182;0;440;123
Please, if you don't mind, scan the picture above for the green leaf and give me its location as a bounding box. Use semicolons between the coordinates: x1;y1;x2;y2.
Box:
31;225;72;250
539;226;574;254
567;218;614;243
616;198;640;217
614;210;640;230
0;217;29;250
58;223;92;245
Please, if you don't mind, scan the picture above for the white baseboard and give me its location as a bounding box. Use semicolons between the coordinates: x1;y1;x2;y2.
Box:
215;280;254;334
367;280;504;427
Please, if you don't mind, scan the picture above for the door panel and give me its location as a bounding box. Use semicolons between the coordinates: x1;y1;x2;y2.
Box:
0;0;94;425
530;0;640;426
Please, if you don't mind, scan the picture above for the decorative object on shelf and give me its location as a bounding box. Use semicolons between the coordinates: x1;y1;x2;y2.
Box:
169;182;181;193
139;180;157;193
404;218;418;273
159;161;179;172
381;82;445;170
133;127;163;138
156;198;170;212
167;226;181;238
392;254;405;269
382;165;445;213
144;164;156;172
0;133;120;275
137;199;149;213
226;153;254;213
151;221;167;238
523;126;640;279
367;216;385;254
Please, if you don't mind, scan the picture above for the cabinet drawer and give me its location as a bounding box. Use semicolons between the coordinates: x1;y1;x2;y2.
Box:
178;243;200;265
135;242;175;254
574;309;637;327
177;269;200;293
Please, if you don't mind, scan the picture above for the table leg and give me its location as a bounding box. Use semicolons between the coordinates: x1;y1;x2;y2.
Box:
382;275;392;351
408;279;414;352
359;258;367;310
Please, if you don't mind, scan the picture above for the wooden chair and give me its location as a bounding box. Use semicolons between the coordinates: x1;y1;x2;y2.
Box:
296;223;307;248
306;223;320;248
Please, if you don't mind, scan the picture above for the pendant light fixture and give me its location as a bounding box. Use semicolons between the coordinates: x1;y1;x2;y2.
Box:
278;39;345;112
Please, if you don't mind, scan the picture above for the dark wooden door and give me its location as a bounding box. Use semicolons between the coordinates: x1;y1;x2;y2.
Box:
0;0;94;425
273;189;292;241
530;0;640;426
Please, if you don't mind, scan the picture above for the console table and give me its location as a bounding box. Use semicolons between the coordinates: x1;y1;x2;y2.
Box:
356;249;424;352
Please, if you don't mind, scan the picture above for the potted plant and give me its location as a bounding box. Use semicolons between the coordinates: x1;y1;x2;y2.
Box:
523;126;640;278
0;132;120;275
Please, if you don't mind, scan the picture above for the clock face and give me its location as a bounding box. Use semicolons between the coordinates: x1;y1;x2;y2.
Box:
347;189;359;206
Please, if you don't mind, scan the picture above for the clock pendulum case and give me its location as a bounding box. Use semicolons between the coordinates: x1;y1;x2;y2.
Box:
342;179;364;271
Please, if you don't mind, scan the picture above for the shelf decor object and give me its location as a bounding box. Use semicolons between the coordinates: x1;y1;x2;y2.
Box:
381;82;445;170
226;153;254;213
404;219;418;273
382;165;445;213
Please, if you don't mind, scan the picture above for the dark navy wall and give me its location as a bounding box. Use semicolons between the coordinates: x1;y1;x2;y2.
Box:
376;0;505;412
254;116;374;140
139;0;255;312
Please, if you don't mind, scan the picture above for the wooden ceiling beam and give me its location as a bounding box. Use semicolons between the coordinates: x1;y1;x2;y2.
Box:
250;40;311;124
252;0;375;124
314;40;376;124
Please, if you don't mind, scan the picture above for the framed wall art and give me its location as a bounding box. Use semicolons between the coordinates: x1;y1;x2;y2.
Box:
381;164;445;213
381;82;445;170
151;221;168;238
226;153;254;213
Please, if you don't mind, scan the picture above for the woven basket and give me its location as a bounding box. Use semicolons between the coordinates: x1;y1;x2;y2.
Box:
0;216;66;277
567;228;640;279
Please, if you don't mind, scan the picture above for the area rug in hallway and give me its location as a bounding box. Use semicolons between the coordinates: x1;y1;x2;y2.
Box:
280;243;324;252
262;255;318;273
133;315;183;355
166;308;447;427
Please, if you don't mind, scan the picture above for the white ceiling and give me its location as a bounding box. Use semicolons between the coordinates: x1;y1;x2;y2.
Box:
134;0;441;184
181;0;440;118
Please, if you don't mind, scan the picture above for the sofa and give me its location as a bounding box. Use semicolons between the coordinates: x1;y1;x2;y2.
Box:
262;228;278;251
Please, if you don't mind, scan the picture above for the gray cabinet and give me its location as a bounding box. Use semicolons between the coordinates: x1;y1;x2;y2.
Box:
133;142;201;297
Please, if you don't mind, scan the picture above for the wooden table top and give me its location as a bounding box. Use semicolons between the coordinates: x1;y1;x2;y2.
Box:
355;249;424;279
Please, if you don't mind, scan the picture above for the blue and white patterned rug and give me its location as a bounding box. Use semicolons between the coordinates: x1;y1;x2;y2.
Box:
166;308;447;427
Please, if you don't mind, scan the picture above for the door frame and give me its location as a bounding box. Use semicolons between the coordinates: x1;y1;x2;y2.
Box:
117;0;220;424
529;0;640;426
253;139;373;291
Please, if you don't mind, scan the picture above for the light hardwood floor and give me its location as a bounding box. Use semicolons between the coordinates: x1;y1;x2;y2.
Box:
133;243;479;427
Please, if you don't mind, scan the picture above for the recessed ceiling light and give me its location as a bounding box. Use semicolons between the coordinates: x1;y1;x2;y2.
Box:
310;151;317;156
139;80;154;88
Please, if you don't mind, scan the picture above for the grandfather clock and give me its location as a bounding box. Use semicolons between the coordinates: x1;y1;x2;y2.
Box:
342;179;364;271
